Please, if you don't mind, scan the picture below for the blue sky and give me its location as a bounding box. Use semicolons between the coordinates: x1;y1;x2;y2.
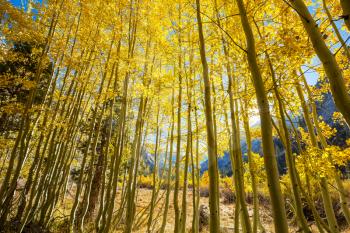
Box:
9;0;42;12
10;0;24;8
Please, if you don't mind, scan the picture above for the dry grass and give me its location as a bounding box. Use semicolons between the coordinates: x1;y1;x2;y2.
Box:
14;182;350;233
110;186;350;233
112;188;303;233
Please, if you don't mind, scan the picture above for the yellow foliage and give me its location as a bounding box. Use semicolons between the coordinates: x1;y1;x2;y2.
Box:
200;171;209;189
296;145;350;182
139;175;153;188
244;153;267;193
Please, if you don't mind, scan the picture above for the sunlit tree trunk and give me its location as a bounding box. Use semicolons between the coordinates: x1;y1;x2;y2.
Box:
270;81;310;232
340;0;350;31
147;100;161;233
290;0;350;127
195;0;220;231
322;0;350;61
295;80;340;233
179;72;192;233
174;4;183;231
173;63;182;233
219;73;241;233
235;0;288;232
241;95;265;233
160;85;175;233
193;95;201;233
124;95;147;233
304;77;350;227
124;39;152;232
228;73;252;233
0;8;61;223
285;110;330;233
188;47;198;233
102;40;130;233
252;21;311;230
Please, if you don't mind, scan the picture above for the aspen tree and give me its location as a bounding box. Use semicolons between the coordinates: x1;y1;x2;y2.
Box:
102;40;128;233
235;0;288;232
14;14;80;223
193;89;201;233
284;107;331;233
322;0;350;61
0;7;60;222
190;127;197;233
124;95;147;233
295;81;340;233
187;31;198;233
270;76;310;233
228;72;252;233
98;38;122;233
179;69;192;233
105;1;140;230
147;99;161;233
173;3;183;231
195;0;220;231
77;28;117;231
299;71;350;227
160;85;175;233
340;0;350;30
124;50;153;233
253;20;310;232
212;3;245;230
290;0;350;127
241;95;265;233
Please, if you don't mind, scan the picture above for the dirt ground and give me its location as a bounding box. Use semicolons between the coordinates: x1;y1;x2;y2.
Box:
112;188;350;233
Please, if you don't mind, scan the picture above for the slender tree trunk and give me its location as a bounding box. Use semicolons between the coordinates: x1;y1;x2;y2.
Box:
290;0;350;127
193;97;200;233
241;96;265;233
147;101;161;233
124;96;147;233
235;0;288;232
295;81;340;233
160;86;175;233
300;73;350;226
340;0;350;31
225;71;251;233
322;0;350;61
174;60;182;233
251;25;311;230
179;75;192;233
195;0;220;231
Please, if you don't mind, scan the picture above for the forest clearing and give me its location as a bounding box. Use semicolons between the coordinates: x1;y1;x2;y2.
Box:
1;0;350;232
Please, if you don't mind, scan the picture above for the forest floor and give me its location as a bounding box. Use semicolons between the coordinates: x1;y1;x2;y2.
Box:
112;188;350;233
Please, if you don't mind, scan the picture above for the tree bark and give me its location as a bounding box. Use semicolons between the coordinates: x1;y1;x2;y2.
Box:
235;0;288;232
195;0;220;232
290;0;350;127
